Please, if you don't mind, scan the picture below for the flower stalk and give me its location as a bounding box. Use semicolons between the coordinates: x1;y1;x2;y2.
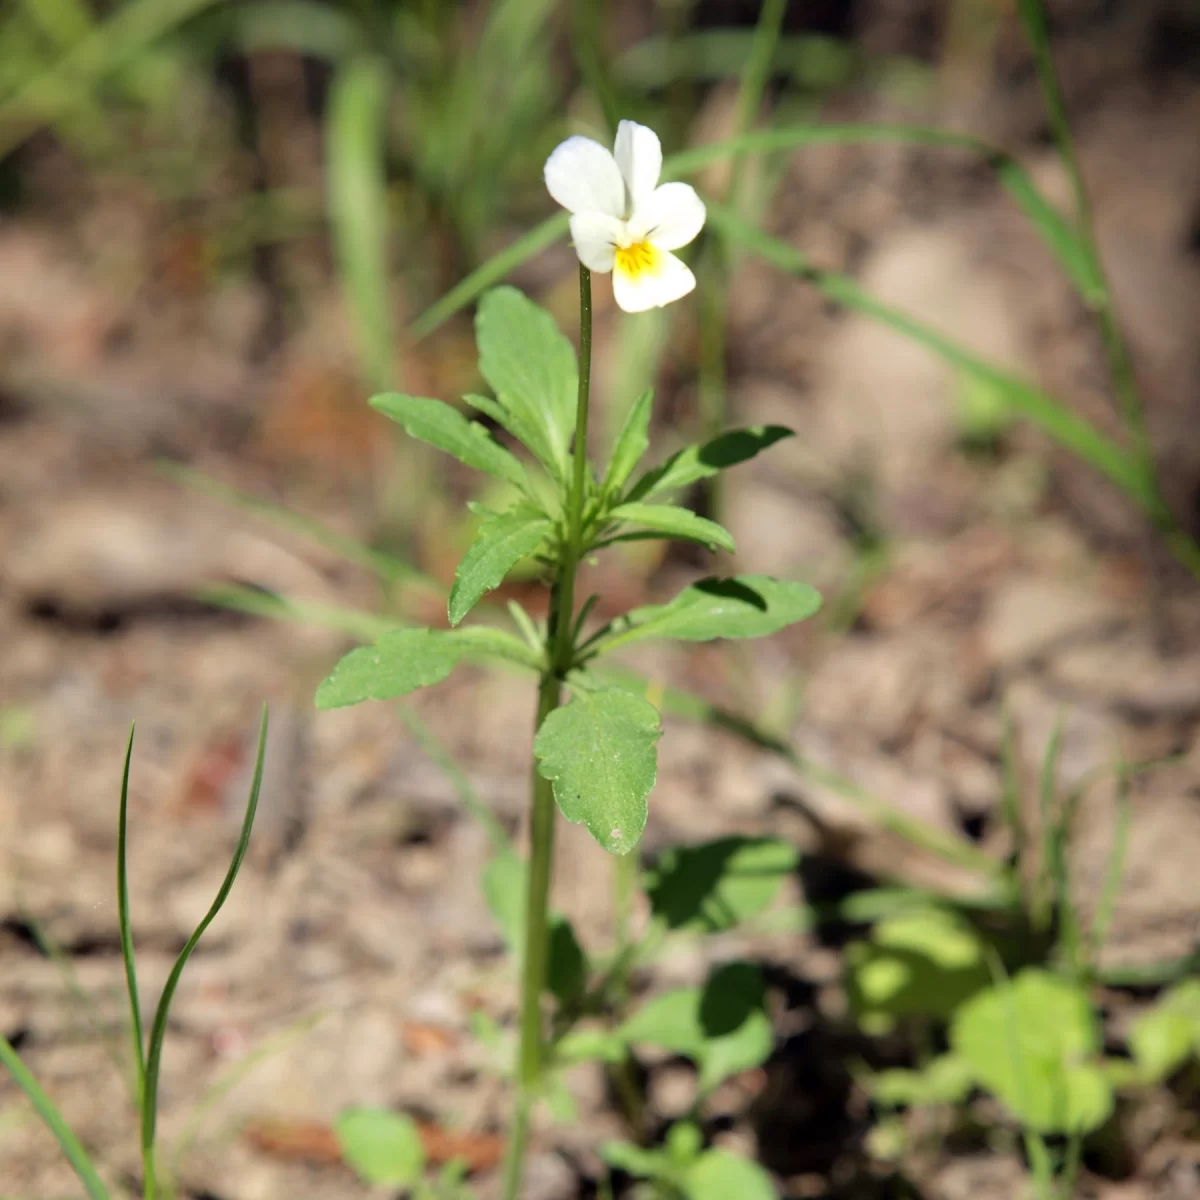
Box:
502;264;594;1200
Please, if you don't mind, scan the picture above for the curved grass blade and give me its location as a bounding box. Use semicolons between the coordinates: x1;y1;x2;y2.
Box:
223;0;365;61
141;707;268;1154
328;54;395;390
116;724;146;1106
707;202;1154;510
0;1034;111;1200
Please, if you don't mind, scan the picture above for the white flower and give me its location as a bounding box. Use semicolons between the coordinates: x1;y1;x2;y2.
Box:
544;120;706;313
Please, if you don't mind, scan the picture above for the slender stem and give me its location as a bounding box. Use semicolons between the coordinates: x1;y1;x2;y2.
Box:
502;264;594;1200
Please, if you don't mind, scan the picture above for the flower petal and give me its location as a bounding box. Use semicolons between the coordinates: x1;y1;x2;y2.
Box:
630;182;706;251
569;212;622;273
544;136;625;217
612;249;696;313
613;120;662;212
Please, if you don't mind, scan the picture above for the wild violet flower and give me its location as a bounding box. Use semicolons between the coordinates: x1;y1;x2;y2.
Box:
544;120;706;313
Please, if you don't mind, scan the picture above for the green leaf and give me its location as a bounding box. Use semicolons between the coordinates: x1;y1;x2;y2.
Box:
683;1149;777;1200
606;502;735;553
556;1027;627;1066
619;963;773;1095
644;837;797;932
1129;980;1200;1082
847;908;989;1028
594;575;822;655
627;425;793;501
316;626;538;709
327;55;394;390
548;917;588;1005
449;510;553;626
602;388;654;498
869;1054;974;1108
601;1139;670;1180
534;687;661;854
475;286;577;479
951;968;1113;1134
369;393;531;492
335;1107;425;1187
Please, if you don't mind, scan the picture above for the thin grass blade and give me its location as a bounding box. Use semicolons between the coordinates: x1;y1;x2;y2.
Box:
141;708;268;1153
1088;754;1131;971
0;1034;111;1200
328;54;395;391
116;724;146;1106
706;203;1154;510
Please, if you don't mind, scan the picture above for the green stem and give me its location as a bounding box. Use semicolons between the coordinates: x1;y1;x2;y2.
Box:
502;264;594;1200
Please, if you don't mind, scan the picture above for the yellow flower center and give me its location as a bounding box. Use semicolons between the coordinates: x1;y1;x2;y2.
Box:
615;239;659;278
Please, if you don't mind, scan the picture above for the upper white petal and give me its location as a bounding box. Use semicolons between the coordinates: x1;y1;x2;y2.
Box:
544;136;625;217
568;212;623;273
629;182;706;251
612;249;696;313
613;120;662;212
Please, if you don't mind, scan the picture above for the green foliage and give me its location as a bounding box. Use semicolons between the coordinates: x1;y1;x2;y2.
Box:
476;286;578;481
589;575;822;655
606;501;736;553
370;393;532;493
951;968;1112;1135
644;836;798;932
627;426;793;502
534;687;662;854
619;962;773;1095
1129;980;1200;1083
316;626;539;709
683;1148;778;1200
336;1107;425;1187
869;1054;974;1108
449;508;553;625
601;388;654;499
847;907;990;1031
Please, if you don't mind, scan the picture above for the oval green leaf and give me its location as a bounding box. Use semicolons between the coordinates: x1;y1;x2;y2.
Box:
335;1107;424;1186
607;502;735;552
449;510;552;626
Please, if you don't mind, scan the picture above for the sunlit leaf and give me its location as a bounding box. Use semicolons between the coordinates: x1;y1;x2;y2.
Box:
1129;980;1200;1082
627;425;793;501
534;687;661;854
335;1107;424;1187
607;502;735;553
369;393;532;492
593;575;821;654
316;626;538;709
476;286;577;480
449;509;553;626
683;1148;777;1200
951;968;1113;1134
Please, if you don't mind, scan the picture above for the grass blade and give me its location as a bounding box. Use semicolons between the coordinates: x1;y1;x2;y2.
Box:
1088;754;1131;972
327;54;395;391
1035;714;1065;940
116;724;146;1107
706;202;1155;510
0;1034;111;1200
157;460;434;588
198;582;402;640
141;708;268;1153
409;212;568;340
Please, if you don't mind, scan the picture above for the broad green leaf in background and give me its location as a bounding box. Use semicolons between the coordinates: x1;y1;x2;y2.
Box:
601;388;654;499
448;508;553;625
951;968;1113;1134
591;575;822;655
627;425;794;502
618;963;773;1095
1129;979;1200;1082
327;55;394;391
683;1148;778;1200
601;1139;670;1180
534;687;661;854
644;837;798;932
369;393;532;493
847;908;990;1030
335;1107;424;1187
607;502;735;553
316;626;539;709
475;286;578;481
